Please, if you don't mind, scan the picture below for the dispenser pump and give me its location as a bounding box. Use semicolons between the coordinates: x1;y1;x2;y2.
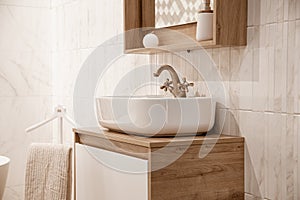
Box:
200;0;212;12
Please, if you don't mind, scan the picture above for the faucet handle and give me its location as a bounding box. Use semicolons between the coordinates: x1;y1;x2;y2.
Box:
179;77;194;93
160;78;174;92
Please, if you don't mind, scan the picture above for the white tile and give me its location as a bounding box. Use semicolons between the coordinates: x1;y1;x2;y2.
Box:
0;52;52;97
214;108;232;135
211;47;219;67
190;49;209;82
248;26;259;49
219;47;230;81
0;0;50;8
285;115;298;200
273;23;284;112
0;6;52;52
252;24;268;112
171;51;187;78
284;0;289;21
240;111;265;198
259;24;267;48
287;0;296;21
297;0;300;19
79;0;98;48
259;0;267;25
218;47;230;108
249;0;264;26
226;109;240;136
53;1;80;51
95;52;152;97
296;115;300;199
286;21;297;114
79;0;123;49
296;21;300;113
274;23;287;113
277;0;285;22
192;49;225;102
266;24;276;112
229;47;241;110
149;54;157;95
252;0;261;26
265;0;277;24
188;49;205;82
239;40;253;110
188;51;211;97
265;113;286;199
52;50;80;97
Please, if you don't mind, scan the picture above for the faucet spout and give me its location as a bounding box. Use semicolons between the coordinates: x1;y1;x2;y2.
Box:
153;65;181;85
153;65;193;98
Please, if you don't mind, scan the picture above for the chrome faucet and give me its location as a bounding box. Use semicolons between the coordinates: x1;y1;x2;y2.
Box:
153;65;194;98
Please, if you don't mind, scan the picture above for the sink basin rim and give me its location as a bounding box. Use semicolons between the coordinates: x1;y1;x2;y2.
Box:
96;96;216;136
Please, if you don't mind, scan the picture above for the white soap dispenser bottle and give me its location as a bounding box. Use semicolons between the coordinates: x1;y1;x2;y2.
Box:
196;0;213;41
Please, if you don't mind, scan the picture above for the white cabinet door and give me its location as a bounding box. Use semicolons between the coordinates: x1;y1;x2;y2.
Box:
76;144;148;200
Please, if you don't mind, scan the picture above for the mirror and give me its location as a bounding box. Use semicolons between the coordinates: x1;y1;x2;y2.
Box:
155;0;214;28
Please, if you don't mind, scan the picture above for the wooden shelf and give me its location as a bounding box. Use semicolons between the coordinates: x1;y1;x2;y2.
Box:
124;0;247;54
124;41;216;54
125;23;218;54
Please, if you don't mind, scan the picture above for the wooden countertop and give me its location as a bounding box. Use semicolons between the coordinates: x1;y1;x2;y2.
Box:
73;127;244;148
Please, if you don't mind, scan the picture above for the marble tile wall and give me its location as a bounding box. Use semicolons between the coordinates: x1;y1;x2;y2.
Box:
149;0;300;199
0;1;53;199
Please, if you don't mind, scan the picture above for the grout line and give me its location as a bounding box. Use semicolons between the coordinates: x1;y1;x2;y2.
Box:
248;18;300;27
218;108;300;116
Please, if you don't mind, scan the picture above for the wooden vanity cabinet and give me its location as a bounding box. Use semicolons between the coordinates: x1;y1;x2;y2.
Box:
74;128;245;200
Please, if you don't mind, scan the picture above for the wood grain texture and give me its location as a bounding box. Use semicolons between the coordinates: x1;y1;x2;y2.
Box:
124;0;143;50
215;0;248;46
150;143;244;200
124;0;141;31
77;132;150;160
142;0;155;28
73;132;79;200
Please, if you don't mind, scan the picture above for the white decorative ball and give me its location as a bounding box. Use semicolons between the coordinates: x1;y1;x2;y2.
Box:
143;32;159;48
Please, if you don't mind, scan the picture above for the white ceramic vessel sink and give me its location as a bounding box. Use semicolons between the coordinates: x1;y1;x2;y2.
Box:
96;96;216;137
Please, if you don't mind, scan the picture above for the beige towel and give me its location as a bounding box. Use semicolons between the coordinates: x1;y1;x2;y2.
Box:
25;144;72;200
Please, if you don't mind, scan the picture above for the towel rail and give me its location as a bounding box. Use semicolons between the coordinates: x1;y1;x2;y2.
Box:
26;105;76;144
